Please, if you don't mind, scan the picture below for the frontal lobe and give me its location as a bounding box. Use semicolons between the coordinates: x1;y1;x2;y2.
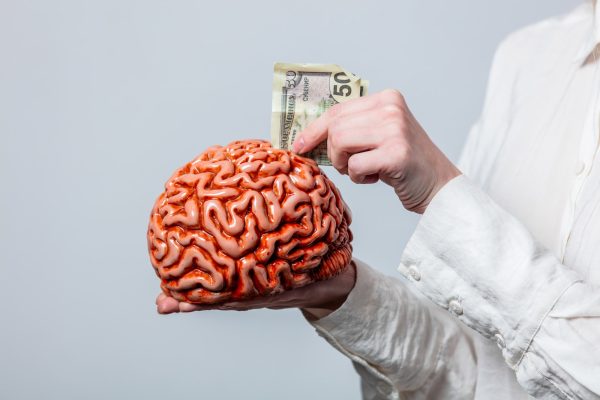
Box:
147;139;353;304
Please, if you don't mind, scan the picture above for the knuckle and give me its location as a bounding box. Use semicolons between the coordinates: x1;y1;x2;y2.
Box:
348;170;363;184
347;156;368;184
329;118;342;133
331;154;342;166
334;163;347;174
329;128;345;148
389;140;411;165
381;88;405;105
304;129;320;143
327;103;343;118
330;146;350;172
388;119;406;134
381;104;403;119
331;153;347;172
347;154;362;173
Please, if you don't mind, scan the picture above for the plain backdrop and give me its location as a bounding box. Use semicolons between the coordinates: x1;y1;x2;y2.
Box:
0;1;582;399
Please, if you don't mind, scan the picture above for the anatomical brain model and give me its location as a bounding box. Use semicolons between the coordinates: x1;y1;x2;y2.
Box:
147;140;353;304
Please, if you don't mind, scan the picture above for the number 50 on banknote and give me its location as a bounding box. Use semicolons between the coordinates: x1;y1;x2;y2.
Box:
270;63;369;165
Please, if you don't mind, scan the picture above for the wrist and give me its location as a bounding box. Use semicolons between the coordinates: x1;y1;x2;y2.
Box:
435;163;462;196
302;260;357;320
417;152;462;214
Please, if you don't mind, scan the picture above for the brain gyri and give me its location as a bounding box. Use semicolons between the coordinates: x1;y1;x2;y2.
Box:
147;140;353;304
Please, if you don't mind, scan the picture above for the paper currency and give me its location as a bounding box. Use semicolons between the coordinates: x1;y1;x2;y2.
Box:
270;63;369;165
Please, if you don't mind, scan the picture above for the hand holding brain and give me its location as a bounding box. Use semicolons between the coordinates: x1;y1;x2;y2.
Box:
147;140;353;304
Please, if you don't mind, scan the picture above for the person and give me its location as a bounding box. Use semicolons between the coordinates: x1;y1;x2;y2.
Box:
157;2;600;398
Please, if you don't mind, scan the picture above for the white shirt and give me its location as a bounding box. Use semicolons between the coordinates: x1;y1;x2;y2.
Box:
305;2;600;399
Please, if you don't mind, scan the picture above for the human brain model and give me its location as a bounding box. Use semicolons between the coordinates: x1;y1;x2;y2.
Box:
147;140;353;304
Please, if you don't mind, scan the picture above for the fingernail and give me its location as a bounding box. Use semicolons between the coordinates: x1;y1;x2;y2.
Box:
292;137;305;153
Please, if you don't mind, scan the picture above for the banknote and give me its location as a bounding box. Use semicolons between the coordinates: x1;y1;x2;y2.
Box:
270;63;369;165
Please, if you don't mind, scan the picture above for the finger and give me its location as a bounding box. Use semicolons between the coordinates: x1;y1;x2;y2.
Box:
156;292;167;305
329;128;381;172
327;133;347;174
157;296;181;314
330;126;382;153
347;149;386;184
328;107;385;133
179;302;206;312
294;99;376;154
294;89;405;154
220;296;283;311
265;285;318;309
218;301;255;311
235;288;304;310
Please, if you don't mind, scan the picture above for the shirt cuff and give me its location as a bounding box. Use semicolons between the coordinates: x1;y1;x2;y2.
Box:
399;174;581;369
303;258;382;333
302;258;400;398
302;258;450;398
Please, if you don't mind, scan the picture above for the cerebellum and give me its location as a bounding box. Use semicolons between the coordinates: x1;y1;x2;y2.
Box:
147;140;353;304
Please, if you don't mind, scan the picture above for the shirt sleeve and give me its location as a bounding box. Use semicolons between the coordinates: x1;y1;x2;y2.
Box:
399;174;600;399
303;259;479;400
300;32;527;400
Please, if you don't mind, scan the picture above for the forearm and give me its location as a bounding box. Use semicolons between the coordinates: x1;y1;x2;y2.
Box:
303;259;478;399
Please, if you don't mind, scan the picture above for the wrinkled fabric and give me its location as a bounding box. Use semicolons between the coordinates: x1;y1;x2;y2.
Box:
304;2;600;399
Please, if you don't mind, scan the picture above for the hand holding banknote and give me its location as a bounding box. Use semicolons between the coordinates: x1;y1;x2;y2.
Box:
293;89;461;214
270;63;368;165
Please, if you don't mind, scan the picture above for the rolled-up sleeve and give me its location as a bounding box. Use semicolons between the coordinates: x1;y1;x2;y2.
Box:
399;175;600;399
304;259;478;400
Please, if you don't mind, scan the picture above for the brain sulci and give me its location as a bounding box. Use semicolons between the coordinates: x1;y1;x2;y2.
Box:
147;139;353;304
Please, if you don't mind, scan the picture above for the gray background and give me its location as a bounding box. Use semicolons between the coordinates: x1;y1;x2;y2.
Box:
0;1;581;399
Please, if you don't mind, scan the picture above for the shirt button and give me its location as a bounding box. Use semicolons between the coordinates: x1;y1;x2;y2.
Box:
408;265;421;281
575;161;586;176
494;333;505;349
448;299;463;316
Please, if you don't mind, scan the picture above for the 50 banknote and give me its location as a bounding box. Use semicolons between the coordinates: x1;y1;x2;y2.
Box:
270;63;369;165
